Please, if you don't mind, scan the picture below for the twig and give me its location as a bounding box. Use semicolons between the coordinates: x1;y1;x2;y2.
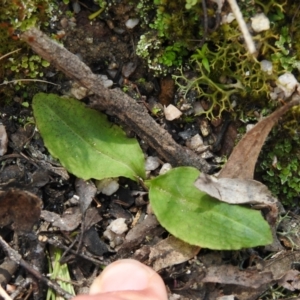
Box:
21;27;213;173
0;49;21;61
10;278;33;300
0;79;59;87
0;285;12;300
227;0;256;55
0;236;73;300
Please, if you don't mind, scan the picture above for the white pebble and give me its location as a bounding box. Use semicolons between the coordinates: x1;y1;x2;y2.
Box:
145;156;160;171
246;124;255;132
159;163;172;175
251;13;270;32
96;178;119;196
277;73;300;98
164;104;182;121
98;74;113;88
108;218;128;235
260;60;273;75
125;18;139;29
187;134;204;150
222;12;235;24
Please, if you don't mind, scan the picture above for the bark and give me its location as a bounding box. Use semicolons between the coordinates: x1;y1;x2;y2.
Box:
21;27;213;173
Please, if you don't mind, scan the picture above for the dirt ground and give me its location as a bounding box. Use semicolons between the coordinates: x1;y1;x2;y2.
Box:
1;1;300;300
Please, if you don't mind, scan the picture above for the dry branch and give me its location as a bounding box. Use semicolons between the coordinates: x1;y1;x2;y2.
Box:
21;27;213;173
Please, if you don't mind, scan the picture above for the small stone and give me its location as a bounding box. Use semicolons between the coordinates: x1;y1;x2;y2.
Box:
164;104;182;121
122;61;137;78
260;60;273;75
159;163;172;175
200;150;214;159
199;119;211;137
186;134;204;150
96;178;119;196
125;18;139;29
108;218;128;235
246;124;255;132
251;13;270;32
60;18;68;28
178;129;194;140
193;101;205;115
222;12;235;24
277;73;300;98
70;82;90;100
72;1;81;13
145;156;160;171
85;37;93;44
98;74;113;88
269;92;278;100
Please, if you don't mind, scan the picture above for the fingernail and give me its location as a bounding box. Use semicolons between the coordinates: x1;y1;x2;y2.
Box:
90;259;154;294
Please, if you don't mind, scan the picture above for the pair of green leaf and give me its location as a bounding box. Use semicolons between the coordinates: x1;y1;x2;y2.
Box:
33;93;272;250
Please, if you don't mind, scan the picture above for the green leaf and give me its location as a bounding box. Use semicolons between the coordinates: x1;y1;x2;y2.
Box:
33;93;145;181
202;57;210;73
147;167;272;250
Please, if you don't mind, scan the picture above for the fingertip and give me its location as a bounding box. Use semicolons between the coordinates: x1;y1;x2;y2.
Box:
90;259;167;300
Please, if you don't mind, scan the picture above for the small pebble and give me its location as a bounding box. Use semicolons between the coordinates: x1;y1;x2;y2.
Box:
122;61;137;78
200;150;214;159
277;73;300;98
222;12;235;24
159;163;172;175
164;104;182;121
178;129;194;140
98;74;113;88
186;134;204;150
246;124;255;132
125;18;139;29
0;124;8;156
96;178;119;196
251;13;270;32
72;1;81;13
199;119;211;137
260;60;273;75
107;218;128;235
193;101;205;115
70;82;90;100
145;156;160;171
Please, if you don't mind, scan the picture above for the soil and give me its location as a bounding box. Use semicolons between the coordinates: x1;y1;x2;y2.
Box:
0;2;299;300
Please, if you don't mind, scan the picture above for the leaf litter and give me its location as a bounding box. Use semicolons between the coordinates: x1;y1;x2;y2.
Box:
1;3;300;299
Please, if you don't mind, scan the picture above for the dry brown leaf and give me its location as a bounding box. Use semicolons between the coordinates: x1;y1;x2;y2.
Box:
0;189;42;232
41;207;82;231
219;96;300;179
194;173;277;205
202;264;273;288
278;269;300;291
149;236;200;271
75;178;97;213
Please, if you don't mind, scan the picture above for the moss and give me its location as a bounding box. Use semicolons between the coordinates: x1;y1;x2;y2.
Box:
0;0;60;101
134;0;204;74
257;123;300;206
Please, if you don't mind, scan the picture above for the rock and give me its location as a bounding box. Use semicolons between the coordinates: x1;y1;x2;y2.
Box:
277;73;300;98
125;18;139;29
164;104;182;121
186;134;204;150
108;218;128;235
251;13;270;32
159;163;172;175
96;178;119;196
145;156;160;171
260;60;273;75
